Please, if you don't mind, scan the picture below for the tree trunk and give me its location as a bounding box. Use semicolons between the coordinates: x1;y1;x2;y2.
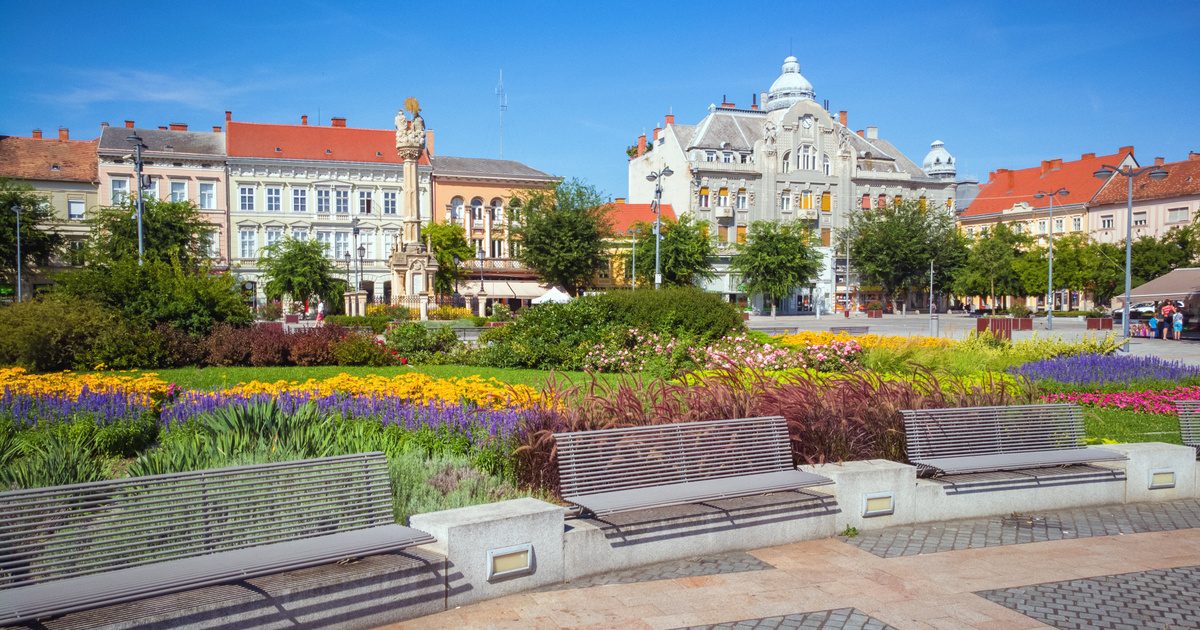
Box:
770;297;777;318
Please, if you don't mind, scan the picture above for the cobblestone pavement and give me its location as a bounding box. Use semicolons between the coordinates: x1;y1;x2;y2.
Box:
674;607;896;630
978;565;1200;629
842;499;1200;558
538;551;773;591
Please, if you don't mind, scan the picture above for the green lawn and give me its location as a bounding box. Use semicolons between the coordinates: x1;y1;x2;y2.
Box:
146;365;607;391
1083;407;1184;445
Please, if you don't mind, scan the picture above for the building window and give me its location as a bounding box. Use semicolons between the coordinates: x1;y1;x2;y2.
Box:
359;190;373;214
110;179;129;204
291;228;307;241
1133;211;1147;227
717;187;729;206
800;145;817;171
718;225;729;242
893;195;902;206
1167;207;1189;223
722;152;733;163
741;153;751;164
449;196;464;223
316;188;331;213
705;151;716;162
265;227;283;249
820;192;831;212
316;230;332;256
699;187;710;208
779;190;792;211
292;188;307;213
143;178;158;200
169;180;187;202
265;187;282;212
918;196;927;211
335;189;349;214
239;229;256;259
800;191;813;210
1054;218;1064;232
1037;220;1047;234
861;194;870;210
360;232;374;260
491;239;503;258
781;151;791;173
1101;215;1114;229
383;230;396;257
67;199;85;220
823;154;831;176
1013;222;1024;234
207;233;220;259
334;231;350;259
966;227;975;237
199;182;216;209
490;198;504;223
239;186;255;211
471;197;484;222
736;225;747;244
736;188;747;209
1072;216;1082;231
383;191;397;215
877;194;887;208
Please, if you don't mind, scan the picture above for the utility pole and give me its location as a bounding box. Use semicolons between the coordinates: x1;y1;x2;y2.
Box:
127;133;148;265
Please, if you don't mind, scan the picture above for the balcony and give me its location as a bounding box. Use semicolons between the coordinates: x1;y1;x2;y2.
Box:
461;258;527;271
715;207;733;218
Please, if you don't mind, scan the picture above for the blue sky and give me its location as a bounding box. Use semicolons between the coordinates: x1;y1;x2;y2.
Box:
2;1;1197;199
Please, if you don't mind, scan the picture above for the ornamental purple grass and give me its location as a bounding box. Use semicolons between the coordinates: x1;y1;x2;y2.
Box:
1010;353;1200;387
0;387;153;427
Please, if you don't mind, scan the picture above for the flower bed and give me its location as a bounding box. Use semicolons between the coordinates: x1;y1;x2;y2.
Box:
1044;386;1200;415
1010;354;1200;387
0;389;155;426
0;367;171;401
778;331;954;351
581;329;862;374
217;373;538;410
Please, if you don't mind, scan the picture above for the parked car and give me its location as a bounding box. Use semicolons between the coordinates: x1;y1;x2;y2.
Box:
1112;302;1157;319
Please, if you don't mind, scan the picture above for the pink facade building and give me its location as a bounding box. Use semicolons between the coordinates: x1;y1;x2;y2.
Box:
1089;152;1200;244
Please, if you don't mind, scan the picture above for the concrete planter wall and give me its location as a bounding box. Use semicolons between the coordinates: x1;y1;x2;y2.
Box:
867;310;883;318
1087;317;1114;330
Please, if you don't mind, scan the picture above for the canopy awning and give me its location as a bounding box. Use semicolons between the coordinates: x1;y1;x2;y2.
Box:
1127;267;1200;302
531;287;573;304
459;280;548;299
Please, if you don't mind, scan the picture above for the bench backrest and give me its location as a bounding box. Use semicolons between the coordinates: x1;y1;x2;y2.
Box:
901;404;1086;461
1180;400;1200;448
554;416;793;498
829;326;869;335
0;452;392;588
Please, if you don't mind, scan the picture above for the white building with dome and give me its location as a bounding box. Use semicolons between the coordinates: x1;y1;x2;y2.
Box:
627;56;959;314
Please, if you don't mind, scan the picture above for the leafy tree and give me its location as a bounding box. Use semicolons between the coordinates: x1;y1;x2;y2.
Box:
1080;240;1124;305
848;199;965;308
628;214;715;287
730;221;822;318
88;197;214;270
1131;234;1190;286
0;179;64;283
952;222;1027;309
510;179;612;295
259;238;342;306
424;222;475;296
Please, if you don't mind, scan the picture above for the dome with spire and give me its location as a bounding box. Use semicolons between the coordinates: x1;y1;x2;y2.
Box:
922;140;956;179
763;56;815;112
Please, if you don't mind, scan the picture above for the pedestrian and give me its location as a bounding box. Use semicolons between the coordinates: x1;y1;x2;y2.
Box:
316;299;325;324
1173;310;1184;341
1148;312;1159;339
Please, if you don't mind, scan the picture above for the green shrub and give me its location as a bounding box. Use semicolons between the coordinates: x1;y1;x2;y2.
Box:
429;306;473;321
589;287;743;343
332;333;398;366
0;298;115;371
489;303;513;322
389;451;525;523
383;322;462;361
325;315;394;334
1009;304;1031;318
258;301;283;321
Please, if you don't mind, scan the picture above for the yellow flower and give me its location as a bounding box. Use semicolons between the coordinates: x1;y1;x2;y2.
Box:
218;372;538;409
778;331;955;351
0;367;170;403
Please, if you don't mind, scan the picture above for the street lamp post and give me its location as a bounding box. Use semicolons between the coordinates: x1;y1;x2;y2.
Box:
357;244;366;294
127;133;148;265
644;166;674;289
1094;163;1169;340
11;205;21;303
342;251;352;287
1034;188;1069;331
626;227;637;289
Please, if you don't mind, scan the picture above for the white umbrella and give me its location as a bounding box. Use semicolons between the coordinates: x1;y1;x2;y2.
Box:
532;287;572;304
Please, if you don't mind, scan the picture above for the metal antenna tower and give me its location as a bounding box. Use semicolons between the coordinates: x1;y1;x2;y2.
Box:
496;69;508;159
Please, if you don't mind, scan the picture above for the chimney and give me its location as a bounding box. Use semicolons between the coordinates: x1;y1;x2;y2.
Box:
653;126;662;141
31;129;42;139
301;115;308;125
665;113;675;126
1189;151;1200;162
331;117;346;127
168;122;187;131
1052;158;1063;169
1081;152;1096;160
124;120;135;128
58;127;69;141
425;130;434;156
1004;169;1015;190
1040;160;1051;176
615;197;626;205
865;126;878;140
637;133;647;157
856;129;864;138
225;110;232;122
100;122;109;128
1118;145;1134;155
1154;156;1165;166
720;94;735;108
838;110;848;127
212;125;222;132
751;94;758;111
158;126;168;131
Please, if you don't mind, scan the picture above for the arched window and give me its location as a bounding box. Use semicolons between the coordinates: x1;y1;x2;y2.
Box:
471;197;484;222
490;197;503;223
822;154;831;176
781;151;791;173
717;187;729;206
800;145;817;171
736;188;747;209
449;196;464;223
698;186;710;208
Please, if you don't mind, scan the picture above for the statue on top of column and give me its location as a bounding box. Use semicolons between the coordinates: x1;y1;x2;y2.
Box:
395;97;426;159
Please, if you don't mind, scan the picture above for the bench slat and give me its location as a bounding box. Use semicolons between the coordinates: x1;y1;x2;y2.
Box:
914;449;1127;476
1179;400;1200;451
564;470;831;516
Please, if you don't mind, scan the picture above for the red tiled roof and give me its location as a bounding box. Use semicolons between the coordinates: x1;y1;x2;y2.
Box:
1092;156;1200;205
226;121;430;165
960;148;1133;218
0;135;98;182
609;202;677;234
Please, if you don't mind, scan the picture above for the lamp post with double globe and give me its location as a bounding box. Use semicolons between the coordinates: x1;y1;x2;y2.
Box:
127;133;148;265
645;166;673;289
626;227;637;289
1034;188;1069;330
11;205;21;303
1093;163;1169;339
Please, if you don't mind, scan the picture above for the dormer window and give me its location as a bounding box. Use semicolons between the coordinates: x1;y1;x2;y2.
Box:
325;149;332;155
705;150;716;162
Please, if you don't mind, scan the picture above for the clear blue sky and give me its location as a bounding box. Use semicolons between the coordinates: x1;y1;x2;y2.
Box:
2;1;1197;199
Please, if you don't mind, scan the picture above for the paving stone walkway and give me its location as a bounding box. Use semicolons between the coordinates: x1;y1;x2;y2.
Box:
979;565;1200;629
674;607;896;630
842;499;1200;558
539;552;773;591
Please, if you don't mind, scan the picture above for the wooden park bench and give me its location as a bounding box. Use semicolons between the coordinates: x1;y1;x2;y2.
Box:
0;452;434;626
554;416;832;517
1178;400;1200;455
900;404;1127;477
754;326;795;336
829;326;869;335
